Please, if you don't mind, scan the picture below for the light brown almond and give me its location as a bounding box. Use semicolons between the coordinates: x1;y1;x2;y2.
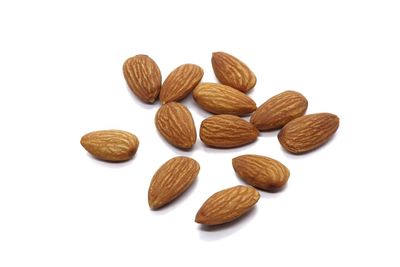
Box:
159;64;204;104
211;52;256;93
193;83;256;116
250;90;308;131
80;130;139;162
232;155;290;191
278;113;340;154
123;54;161;103
155;102;196;149
148;156;200;209
200;115;259;148
195;185;260;225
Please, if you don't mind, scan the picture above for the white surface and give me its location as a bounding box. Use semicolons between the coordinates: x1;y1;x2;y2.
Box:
1;0;399;266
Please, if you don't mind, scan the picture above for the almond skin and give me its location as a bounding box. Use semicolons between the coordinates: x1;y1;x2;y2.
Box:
232;155;290;191
193;83;257;116
200;115;259;148
159;64;204;104
148;157;200;209
195;185;260;225
250;90;308;131
278;113;340;154
123;55;161;103
80;130;139;162
155;102;196;149
211;52;256;93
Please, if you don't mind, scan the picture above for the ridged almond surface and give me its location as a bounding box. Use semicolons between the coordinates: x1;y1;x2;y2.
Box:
155;102;196;149
211;52;256;93
200;115;259;148
160;64;204;104
278;113;340;154
123;54;161;103
148;157;200;209
195;185;260;225
193;83;256;116
232;155;290;191
80;130;139;162
250;91;308;131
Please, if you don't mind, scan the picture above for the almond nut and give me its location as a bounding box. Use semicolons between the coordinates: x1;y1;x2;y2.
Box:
193;83;256;116
278;113;340;154
250;90;308;131
200;115;259;148
123;54;161;103
195;185;260;225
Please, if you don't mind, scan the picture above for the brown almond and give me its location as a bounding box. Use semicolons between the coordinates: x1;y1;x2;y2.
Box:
211;52;256;93
80;130;139;162
232;155;290;191
148;156;200;209
193;83;257;116
195;185;260;225
155;102;196;149
200;115;259;148
250;90;308;131
278;113;340;154
159;64;204;104
123;55;161;103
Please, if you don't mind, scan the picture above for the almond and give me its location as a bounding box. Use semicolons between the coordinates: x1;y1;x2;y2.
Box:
148;156;200;209
195;185;260;225
250;90;308;131
200;115;259;148
193;83;257;116
232;155;290;191
155;102;196;149
123;54;161;103
80;130;139;162
211;52;256;93
159;64;204;104
278;113;340;154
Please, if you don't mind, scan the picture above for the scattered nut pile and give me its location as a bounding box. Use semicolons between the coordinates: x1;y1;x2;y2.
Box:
80;52;340;226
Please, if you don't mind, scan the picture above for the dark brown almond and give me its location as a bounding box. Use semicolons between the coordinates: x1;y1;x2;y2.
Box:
193;83;257;116
159;64;204;104
211;52;256;93
232;155;290;191
148;157;200;209
250;90;308;131
200;115;259;148
155;102;196;149
123;54;161;103
195;185;260;225
278;113;340;154
80;130;139;162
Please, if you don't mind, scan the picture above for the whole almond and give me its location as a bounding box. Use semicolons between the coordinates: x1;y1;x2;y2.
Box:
278;113;340;154
123;54;161;103
155;102;196;149
200;115;259;148
211;52;256;93
232;155;290;191
195;185;260;225
148;156;200;209
250;90;308;131
193;83;257;116
159;64;204;104
80;130;139;162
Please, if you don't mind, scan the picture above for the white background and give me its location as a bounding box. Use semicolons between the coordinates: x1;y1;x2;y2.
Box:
1;0;399;266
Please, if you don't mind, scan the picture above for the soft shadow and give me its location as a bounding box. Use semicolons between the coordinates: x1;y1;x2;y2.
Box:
258;184;288;199
149;178;199;215
232;172;288;194
198;206;258;241
84;152;137;168
125;84;160;111
153;126;197;156
198;139;260;154
258;129;280;138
